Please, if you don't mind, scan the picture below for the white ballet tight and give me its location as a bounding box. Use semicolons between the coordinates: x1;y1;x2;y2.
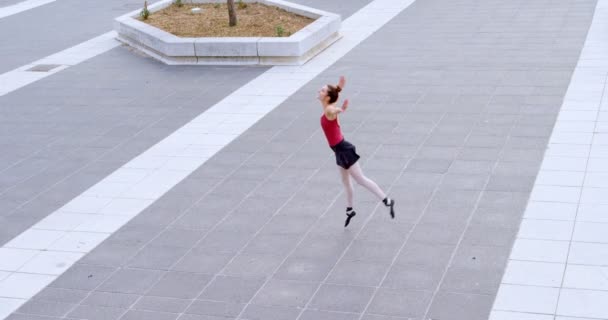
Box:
339;162;387;207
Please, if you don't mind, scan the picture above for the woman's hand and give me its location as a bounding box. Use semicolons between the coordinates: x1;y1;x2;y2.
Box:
342;99;349;112
338;76;346;89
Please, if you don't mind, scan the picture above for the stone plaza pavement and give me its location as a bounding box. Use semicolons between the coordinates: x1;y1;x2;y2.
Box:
1;0;607;319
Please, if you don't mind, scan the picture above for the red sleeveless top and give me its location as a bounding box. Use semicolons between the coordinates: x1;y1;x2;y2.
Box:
321;114;344;147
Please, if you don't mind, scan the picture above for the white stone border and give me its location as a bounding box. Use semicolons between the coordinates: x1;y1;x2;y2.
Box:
114;0;341;65
0;0;56;19
0;0;417;318
490;0;608;319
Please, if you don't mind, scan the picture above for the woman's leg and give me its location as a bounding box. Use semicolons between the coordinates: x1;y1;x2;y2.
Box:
348;162;395;218
339;167;354;208
347;162;386;200
339;167;356;227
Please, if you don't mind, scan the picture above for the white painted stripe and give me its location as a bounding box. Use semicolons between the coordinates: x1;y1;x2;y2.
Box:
0;31;119;97
0;0;416;317
491;0;608;318
0;0;55;19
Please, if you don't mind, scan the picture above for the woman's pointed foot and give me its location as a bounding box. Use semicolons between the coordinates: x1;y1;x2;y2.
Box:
383;197;395;219
344;210;356;227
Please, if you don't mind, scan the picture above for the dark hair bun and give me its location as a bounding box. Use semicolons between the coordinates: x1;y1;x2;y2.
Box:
336;85;342;93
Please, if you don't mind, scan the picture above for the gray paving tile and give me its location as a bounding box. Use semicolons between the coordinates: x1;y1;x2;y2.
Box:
119;310;178;320
477;191;530;210
462;225;518;247
342;239;402;263
274;257;335;282
359;221;414;244
361;315;410;320
5;315;63;320
177;314;229;320
260;214;318;236
234;197;285;216
171;249;234;274
405;159;452;173
439;173;488;191
309;284;375;313
409;223;465;245
420;203;474;226
394;172;443;188
451;245;510;271
50;265;116;291
426;292;494;320
240;304;300;320
366;288;433;318
184;300;244;318
222;253;284;278
195;229;253;254
162;178;220;199
389;186;434;207
299;309;360;320
456;147;503;161
396;242;455;268
500;148;545;162
98;268;164;295
486;175;536;192
448;160;496;175
126;245;189;270
147;272;212;299
230;165;277;181
199;276;265;303
494;161;542;177
441;265;503;295
383;264;443;291
133;297;190;313
253;180;302;199
80;292;138;308
470;206;523;229
252;279;318;308
327;260;389;287
209;179;261;199
291;235;351;260
80;242;142;268
416;146;460;160
66;305;126;320
31;288;88;304
149;228;207;248
16;300;74;318
431;189;481;207
105;226;164;249
242;233;301;255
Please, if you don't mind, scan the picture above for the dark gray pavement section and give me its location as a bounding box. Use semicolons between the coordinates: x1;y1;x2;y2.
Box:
0;48;268;245
5;0;598;319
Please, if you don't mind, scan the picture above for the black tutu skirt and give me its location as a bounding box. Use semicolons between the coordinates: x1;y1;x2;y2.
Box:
331;139;360;169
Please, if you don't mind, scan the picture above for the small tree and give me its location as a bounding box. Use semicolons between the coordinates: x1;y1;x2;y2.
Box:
227;0;237;26
140;1;150;20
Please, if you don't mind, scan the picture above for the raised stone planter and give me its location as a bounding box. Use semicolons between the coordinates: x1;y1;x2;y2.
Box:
114;0;341;65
